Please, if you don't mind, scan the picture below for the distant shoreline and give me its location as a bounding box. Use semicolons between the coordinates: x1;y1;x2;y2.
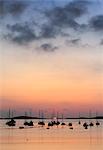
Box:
0;116;103;120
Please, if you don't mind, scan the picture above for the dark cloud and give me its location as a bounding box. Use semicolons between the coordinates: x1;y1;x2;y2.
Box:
0;1;13;16
64;0;90;18
39;0;90;40
89;15;103;31
1;0;99;48
45;7;80;30
45;0;90;30
0;0;28;16
40;24;59;39
0;1;5;16
40;43;58;52
6;23;37;44
9;1;28;16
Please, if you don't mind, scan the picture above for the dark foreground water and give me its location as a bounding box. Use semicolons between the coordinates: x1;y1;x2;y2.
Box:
0;119;103;150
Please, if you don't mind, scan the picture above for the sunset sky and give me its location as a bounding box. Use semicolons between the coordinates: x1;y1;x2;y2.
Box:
0;0;103;117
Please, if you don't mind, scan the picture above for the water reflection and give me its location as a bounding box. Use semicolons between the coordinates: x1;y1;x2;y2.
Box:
0;119;103;150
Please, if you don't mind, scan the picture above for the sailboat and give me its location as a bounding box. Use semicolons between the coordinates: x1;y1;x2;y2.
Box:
89;111;94;127
96;121;100;126
68;122;73;129
95;112;100;126
50;112;60;126
68;122;73;130
6;109;16;126
78;113;81;125
48;112;55;127
24;111;34;126
55;112;60;125
89;122;94;127
28;110;34;126
38;111;45;126
48;121;53;126
68;122;72;126
28;120;34;126
24;112;29;126
61;114;66;125
83;122;88;129
48;112;60;126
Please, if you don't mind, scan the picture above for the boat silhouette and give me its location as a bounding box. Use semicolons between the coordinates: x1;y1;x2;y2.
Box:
78;121;81;125
51;112;60;126
95;112;100;126
19;126;24;129
48;121;54;126
89;111;94;127
38;121;45;125
70;127;73;130
96;121;100;126
48;112;58;127
6;118;16;126
24;111;34;126
83;122;88;129
84;126;88;129
61;114;66;125
38;111;45;126
6;109;16;126
68;122;72;126
61;122;66;125
89;122;94;127
78;113;81;125
24;120;34;126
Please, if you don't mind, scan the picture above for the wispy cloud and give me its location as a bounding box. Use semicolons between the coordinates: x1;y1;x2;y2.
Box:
100;39;103;45
91;62;103;74
39;43;58;52
66;38;80;46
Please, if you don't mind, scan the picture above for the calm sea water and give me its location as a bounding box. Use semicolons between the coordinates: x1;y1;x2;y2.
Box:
0;119;103;150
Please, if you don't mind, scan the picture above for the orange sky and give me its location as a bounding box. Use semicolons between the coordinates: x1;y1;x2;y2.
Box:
0;42;103;114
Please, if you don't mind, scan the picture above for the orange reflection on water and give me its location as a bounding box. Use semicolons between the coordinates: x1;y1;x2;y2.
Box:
0;119;103;150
